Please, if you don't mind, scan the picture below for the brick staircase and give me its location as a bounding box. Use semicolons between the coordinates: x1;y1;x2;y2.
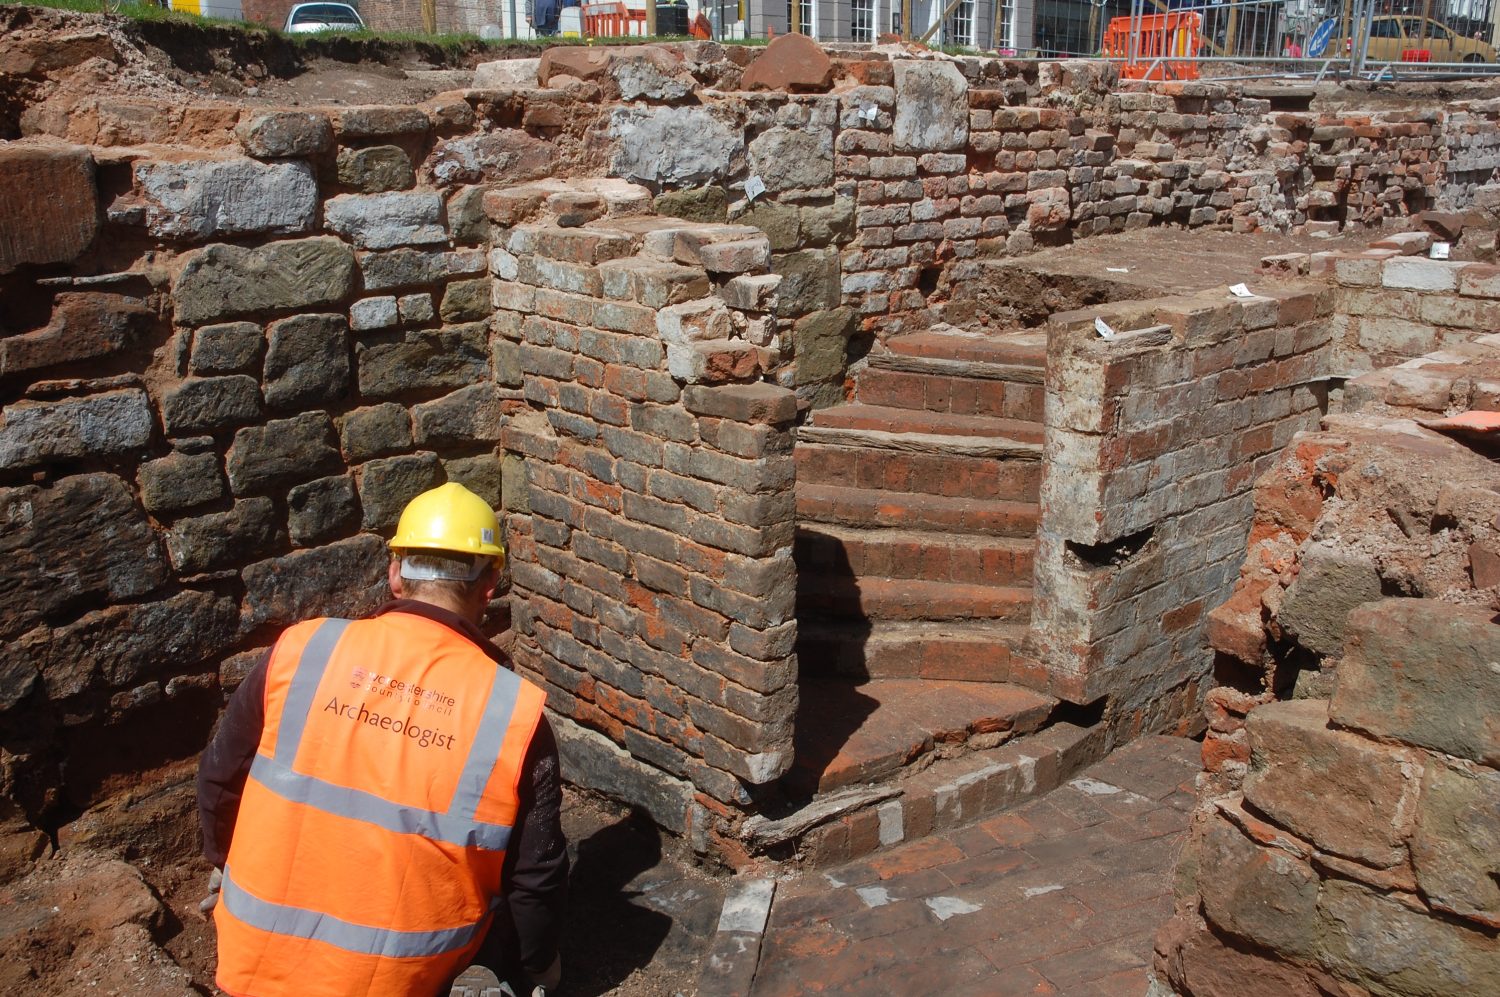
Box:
785;326;1071;809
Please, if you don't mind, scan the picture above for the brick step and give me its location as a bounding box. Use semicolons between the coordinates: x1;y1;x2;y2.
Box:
795;525;1035;587
793;442;1041;503
885;328;1048;367
853;366;1044;421
796;619;1037;683
807;404;1044;444
796;575;1033;622
754;721;1105;868
796;483;1040;537
780;677;1058;798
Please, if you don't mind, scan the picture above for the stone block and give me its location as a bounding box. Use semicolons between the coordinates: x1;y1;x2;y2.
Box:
135;159;317;241
1331;600;1500;766
0;293;149;378
333;106;430;139
1196;810;1319;959
358;248;485;291
442;455;502;509
447;186;490;245
287;475;361;547
0;389;153;471
1316;879;1500;996
427;130;556;187
0;144;98;273
241;534;390;631
793;307;858;385
166;497;283;575
350;296;399;332
413;384;505;446
237;111;333;158
1411;758;1500;929
800;197;856;247
1275;541;1382;657
772;248;841;317
359;451;444;529
609;105;744;187
893;61;968;153
655;186;729;224
552;714;693;833
162;376;262;435
666;341;760;384
748;125;834;193
1243;699;1416;868
697;238;771;276
357;323;489;399
740;32;833;92
719;274;781;312
190;322;262;375
731;200;799;252
173;237;356;326
1381;257;1461;292
440;278;490;322
682;383;797;425
225;411;342;495
262;314;351;409
657;299;733;345
340;403;413;462
0;474;168;640
398;293;435;324
335;145;415;193
472;58;542;87
137;450;223;513
324;192;446;250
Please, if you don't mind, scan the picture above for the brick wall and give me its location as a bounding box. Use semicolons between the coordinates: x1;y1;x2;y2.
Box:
1027;281;1335;732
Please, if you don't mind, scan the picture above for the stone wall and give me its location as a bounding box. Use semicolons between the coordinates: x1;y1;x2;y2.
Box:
1026;282;1334;733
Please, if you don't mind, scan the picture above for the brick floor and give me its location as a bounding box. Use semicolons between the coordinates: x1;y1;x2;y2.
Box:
749;735;1202;997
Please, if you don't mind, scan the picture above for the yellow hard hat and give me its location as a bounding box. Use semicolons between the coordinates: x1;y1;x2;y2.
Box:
389;482;505;560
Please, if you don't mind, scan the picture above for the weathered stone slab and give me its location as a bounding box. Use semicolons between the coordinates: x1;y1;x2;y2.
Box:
413;384;505;446
0;293;149;378
135;159;317;241
747;126;834;194
610;106;744;187
552;714;693;833
1330;599;1500;766
174;237;356;326
356;323;489;399
162;376;262;435
472;58;541;88
225;412;342;495
190;321;262;375
358;451;443;530
324;192;446;249
241;534;389;631
335;145;414;193
0;474;168;639
166;497;283;575
334;106;431;140
1411;759;1500;928
427;130;556;187
0;144;98;274
1276;541;1382;657
357;248;485;291
1243;699;1417;868
1196;811;1319;959
0;389;152;470
237;111;333;158
893;61;968;153
262;314;350;410
137;450;223;513
288;475;360;547
339;403;413;462
740;32;833;92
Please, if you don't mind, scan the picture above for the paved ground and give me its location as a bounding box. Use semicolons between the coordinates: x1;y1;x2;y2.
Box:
749;735;1203;997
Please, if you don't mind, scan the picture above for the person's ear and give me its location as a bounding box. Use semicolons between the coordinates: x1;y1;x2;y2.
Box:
388;558;406;598
480;563;501;603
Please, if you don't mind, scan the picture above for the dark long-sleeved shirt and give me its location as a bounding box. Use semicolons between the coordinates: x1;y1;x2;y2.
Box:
196;599;567;976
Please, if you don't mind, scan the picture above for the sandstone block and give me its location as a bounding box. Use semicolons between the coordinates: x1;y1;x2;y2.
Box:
237;111;333;158
793;306;858;385
609;105;744;187
413;384;505;446
358;451;443;529
137;450;223;513
324;192;445;250
0;293;149;377
1196;810;1319;958
262;314;350;410
682;382;797;425
357;247;484;291
442;455;502;509
287;475;360;547
0;389;152;471
427;130;556;187
241;534;389;631
135;159;317;241
893;61;968;153
697;238;772;275
1330;599;1500;766
1243;699;1417;868
447;186;491;245
439;278;490;322
472;58;542;87
398;293;435;324
190;321;262;375
0;144;98;274
1381;256;1461;292
174;237;355;326
748;125;834;193
654;186;729;224
226;412;341;495
340;403;413;462
666;341;760;384
350;296;399;332
162;376;262;435
740;32;833;92
166;497;283;575
333;106;430;139
719;274;782;312
610;52;694;101
657;299;733;345
335;145;415;193
1275;541;1381;657
1411;758;1500;928
356;323;489;399
773;248;841;316
0;474;168;640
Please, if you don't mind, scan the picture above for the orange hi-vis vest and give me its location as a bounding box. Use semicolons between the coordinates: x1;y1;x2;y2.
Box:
214;612;546;997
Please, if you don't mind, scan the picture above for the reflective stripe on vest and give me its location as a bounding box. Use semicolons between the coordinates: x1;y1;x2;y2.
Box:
219;866;499;958
245;617;519;851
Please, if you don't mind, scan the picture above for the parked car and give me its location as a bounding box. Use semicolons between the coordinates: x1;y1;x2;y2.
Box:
1350;16;1495;63
283;2;366;32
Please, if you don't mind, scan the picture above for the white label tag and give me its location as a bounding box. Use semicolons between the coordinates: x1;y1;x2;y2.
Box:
1094;317;1117;340
860;104;879;123
745;175;767;202
1106;266;1129;273
1229;283;1253;297
481;528;495;544
1430;241;1451;259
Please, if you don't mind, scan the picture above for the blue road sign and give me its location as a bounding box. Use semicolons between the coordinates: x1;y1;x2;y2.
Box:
1307;18;1337;57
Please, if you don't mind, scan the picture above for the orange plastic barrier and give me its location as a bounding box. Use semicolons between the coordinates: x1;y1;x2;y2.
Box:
1400;48;1432;62
1101;12;1202;80
582;1;647;36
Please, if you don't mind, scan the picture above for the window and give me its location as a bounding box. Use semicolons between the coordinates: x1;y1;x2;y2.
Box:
1370;18;1402;38
785;0;813;34
994;0;1015;49
852;0;875;41
891;1;902;35
944;0;974;46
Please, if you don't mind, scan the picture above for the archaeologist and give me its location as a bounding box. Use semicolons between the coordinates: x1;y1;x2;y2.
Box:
196;482;567;997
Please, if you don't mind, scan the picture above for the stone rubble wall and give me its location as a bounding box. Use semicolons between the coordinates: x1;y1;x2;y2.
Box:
1027;281;1335;736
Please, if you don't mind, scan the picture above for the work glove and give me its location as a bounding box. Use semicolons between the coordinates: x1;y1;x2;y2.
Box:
198;867;223;914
